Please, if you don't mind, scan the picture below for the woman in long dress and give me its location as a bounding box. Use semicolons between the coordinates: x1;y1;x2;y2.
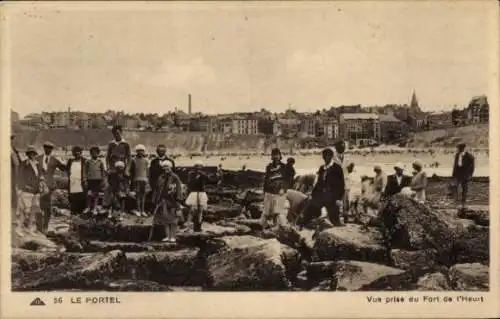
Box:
151;160;183;242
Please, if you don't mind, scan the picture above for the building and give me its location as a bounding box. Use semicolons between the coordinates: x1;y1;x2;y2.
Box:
231;116;258;135
321;117;339;139
190;116;218;133
300;116;318;138
379;112;407;143
467;95;489;124
274;118;301;137
19;113;43;127
41;112;52;125
339;113;380;146
218;117;233;134
51;112;70;128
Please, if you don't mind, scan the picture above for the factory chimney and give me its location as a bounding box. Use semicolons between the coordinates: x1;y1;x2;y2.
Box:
188;94;192;115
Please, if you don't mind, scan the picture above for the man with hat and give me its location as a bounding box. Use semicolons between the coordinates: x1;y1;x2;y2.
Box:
452;142;475;208
384;162;412;198
17;146;46;234
37;141;66;233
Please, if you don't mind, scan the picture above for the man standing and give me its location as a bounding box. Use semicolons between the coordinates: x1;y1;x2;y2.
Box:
332;140;348;218
17;146;44;235
452;142;475;208
384;162;412;198
11;134;21;211
37;141;66;233
307;148;345;227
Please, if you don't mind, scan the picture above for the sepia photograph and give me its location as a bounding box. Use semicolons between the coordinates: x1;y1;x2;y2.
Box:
1;1;499;318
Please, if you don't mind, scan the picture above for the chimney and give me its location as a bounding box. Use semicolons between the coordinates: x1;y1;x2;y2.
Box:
188;94;192;115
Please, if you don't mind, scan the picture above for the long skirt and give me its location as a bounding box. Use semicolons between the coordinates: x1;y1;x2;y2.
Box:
153;201;178;226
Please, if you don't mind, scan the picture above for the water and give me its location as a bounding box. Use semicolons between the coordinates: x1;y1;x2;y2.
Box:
45;149;490;177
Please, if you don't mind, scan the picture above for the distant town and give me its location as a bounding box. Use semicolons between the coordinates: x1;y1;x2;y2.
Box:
12;91;489;147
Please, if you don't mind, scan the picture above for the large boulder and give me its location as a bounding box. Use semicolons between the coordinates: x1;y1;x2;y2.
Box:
380;195;462;256
449;263;489;291
450;225;489;265
12;250;126;291
204;204;243;222
313;224;388;264
52;189;70;209
205;235;297;290
332;261;405;291
124;248;205;286
103;279;172;291
415;272;451;291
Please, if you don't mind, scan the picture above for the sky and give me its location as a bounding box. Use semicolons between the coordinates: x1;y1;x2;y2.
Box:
5;1;497;117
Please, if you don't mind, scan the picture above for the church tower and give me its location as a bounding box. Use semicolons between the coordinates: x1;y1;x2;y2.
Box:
410;90;420;111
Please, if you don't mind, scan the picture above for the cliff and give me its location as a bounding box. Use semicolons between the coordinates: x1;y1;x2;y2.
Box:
406;124;489;148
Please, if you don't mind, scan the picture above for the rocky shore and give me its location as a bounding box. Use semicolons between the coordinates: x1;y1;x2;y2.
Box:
12;168;489;292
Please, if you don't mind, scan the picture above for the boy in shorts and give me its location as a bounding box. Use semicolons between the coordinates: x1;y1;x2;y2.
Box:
83;146;106;215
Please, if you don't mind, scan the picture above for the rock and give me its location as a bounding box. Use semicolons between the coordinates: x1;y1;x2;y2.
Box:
104;279;172;291
451;225;489;265
380;195;463;257
11;249;79;276
52;189;70;209
125;248;205;286
204;204;243;222
233;218;264;231
457;206;489;226
295;270;309;290
12;230;59;252
205;235;296;290
247;203;264;219
310;279;334;291
13;250;126;291
176;222;251;246
84;241;156;253
390;249;438;270
313;224;388;264
449;263;489;291
331;261;405;291
416;272;451;291
72;215;152;242
306;261;336;282
214;220;253;234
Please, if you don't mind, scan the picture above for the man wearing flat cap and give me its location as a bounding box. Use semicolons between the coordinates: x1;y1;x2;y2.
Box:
384;162;412;198
452;142;475;208
17;146;45;234
37;141;66;233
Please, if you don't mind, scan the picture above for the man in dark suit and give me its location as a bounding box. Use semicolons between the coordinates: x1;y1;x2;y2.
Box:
452;142;475;208
37;141;66;233
384;162;412;198
299;147;345;227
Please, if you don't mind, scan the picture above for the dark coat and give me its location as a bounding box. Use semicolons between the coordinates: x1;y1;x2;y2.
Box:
148;156;176;191
18;160;42;194
312;162;345;201
384;174;412;197
452;151;475;181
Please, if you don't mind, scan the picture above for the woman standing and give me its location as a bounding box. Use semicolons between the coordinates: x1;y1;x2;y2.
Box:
410;159;428;204
151;160;183;242
185;161;209;232
67;146;87;215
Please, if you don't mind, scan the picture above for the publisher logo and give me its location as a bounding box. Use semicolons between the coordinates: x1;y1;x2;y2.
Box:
30;297;46;306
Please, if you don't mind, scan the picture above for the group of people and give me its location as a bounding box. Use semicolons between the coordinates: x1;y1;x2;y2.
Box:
259;140;476;230
11;125;212;243
11;124;477;241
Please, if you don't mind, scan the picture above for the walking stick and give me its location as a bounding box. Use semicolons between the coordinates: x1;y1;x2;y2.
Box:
148;201;162;241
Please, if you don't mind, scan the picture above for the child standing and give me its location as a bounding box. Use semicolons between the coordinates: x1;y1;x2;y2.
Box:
151;160;183;242
67;146;87;215
108;161;130;219
130;144;150;217
185;161;209;232
83;146;106;215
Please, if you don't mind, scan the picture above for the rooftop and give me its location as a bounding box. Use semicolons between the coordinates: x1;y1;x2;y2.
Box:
340;113;379;120
379;114;402;123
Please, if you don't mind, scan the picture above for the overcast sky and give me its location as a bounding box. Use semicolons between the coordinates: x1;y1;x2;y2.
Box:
6;1;497;117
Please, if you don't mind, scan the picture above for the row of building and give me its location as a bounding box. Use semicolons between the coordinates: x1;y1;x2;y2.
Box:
14;93;489;146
